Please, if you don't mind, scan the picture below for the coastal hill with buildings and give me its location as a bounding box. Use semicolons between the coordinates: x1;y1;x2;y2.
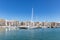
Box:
0;19;60;29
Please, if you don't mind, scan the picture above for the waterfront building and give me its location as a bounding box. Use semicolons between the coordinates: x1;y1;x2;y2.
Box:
41;22;51;28
18;21;30;29
32;22;42;28
24;21;31;26
47;22;51;28
12;20;19;26
19;21;34;27
34;22;40;27
55;22;60;28
50;22;56;28
0;19;60;29
7;20;19;27
39;22;42;27
41;22;48;28
0;19;6;26
20;22;26;26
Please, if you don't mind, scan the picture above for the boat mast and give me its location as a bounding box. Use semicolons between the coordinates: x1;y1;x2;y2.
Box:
31;8;34;27
31;8;33;22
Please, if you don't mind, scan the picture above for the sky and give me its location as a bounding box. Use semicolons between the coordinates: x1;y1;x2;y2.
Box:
0;0;60;22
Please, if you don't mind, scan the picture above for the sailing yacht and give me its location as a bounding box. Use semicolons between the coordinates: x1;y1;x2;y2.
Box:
19;8;37;29
27;8;37;29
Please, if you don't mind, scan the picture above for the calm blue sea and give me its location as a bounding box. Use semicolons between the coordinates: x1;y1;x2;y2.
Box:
0;28;60;40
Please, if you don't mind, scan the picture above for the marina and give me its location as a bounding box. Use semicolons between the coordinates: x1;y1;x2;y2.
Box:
0;8;60;30
0;18;60;30
0;0;60;40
